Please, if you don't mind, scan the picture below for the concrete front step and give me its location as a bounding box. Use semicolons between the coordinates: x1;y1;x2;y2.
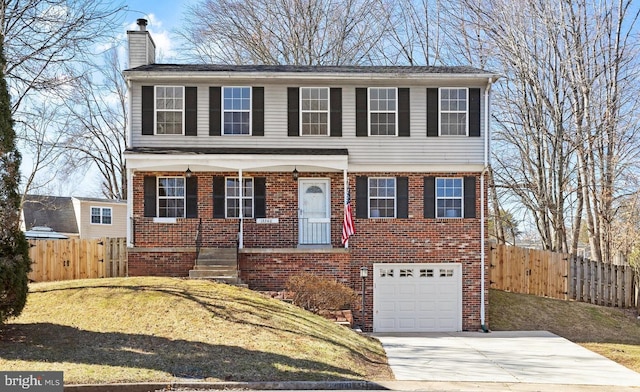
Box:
192;265;238;273
188;269;239;281
196;248;237;266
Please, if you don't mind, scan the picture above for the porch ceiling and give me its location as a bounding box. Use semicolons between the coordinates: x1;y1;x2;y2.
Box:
125;147;349;172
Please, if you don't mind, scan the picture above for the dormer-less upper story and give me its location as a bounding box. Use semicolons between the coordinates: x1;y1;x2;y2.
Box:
124;20;499;171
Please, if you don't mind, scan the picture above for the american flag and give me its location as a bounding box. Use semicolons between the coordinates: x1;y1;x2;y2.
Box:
342;189;355;245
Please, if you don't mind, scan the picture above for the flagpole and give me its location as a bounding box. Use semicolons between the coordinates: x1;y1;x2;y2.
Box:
343;169;348;249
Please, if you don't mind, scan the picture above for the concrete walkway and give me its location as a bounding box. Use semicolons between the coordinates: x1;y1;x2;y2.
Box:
375;331;640;387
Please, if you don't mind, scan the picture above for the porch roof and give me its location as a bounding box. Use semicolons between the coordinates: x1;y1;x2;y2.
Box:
125;147;349;172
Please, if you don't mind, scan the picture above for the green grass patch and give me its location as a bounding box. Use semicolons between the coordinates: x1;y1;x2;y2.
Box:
490;289;640;372
0;277;392;384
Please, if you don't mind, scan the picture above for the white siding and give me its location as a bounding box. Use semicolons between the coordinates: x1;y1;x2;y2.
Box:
129;79;488;166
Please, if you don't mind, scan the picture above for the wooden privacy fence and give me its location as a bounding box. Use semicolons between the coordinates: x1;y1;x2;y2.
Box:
490;244;637;308
28;237;127;282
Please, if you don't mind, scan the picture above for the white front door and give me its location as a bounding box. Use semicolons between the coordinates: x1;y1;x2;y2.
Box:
299;179;331;245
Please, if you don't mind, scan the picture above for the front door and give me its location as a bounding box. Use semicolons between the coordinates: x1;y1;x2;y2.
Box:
299;179;331;245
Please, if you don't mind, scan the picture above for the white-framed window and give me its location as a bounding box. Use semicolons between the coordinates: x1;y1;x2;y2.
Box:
368;177;396;218
436;177;463;218
226;177;254;218
90;207;112;225
223;86;251;135
369;88;397;136
158;177;185;218
155;86;184;135
300;87;329;135
440;88;468;136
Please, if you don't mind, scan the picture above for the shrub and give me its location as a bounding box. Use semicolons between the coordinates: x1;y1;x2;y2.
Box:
0;41;31;325
286;273;356;314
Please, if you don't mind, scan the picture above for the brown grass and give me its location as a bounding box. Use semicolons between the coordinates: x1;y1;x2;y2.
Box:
0;277;392;384
489;289;640;372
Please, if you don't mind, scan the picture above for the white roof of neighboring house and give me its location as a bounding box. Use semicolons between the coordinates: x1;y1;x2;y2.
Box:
24;226;69;240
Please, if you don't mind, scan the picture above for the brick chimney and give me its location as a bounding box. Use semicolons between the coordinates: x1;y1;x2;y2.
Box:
127;18;156;69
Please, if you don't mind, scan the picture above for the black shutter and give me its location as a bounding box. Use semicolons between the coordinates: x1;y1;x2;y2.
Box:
213;176;225;218
287;87;299;136
185;87;197;136
143;176;156;217
186;176;198;218
254;177;266;218
356;176;368;218
398;88;410;137
209;87;221;136
464;176;477;218
426;88;439;137
330;88;342;137
142;86;154;135
469;88;481;137
424;176;435;218
397;177;409;218
252;87;264;136
355;88;368;137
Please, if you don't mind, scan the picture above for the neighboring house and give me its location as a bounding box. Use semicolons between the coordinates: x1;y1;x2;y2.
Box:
21;195;127;239
124;19;499;332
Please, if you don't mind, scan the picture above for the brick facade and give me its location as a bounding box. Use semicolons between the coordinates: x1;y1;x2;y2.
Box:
128;170;488;331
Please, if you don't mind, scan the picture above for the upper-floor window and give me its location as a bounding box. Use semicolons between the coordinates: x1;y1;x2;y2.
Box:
90;207;112;224
226;177;254;218
368;177;396;218
155;86;184;135
436;177;463;218
223;87;251;135
369;88;397;136
440;88;467;136
158;177;185;217
300;87;329;136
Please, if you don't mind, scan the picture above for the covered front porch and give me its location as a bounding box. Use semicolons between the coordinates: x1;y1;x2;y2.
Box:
125;147;352;250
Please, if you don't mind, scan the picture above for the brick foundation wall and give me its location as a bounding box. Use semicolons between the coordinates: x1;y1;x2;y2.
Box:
239;250;351;291
128;249;195;277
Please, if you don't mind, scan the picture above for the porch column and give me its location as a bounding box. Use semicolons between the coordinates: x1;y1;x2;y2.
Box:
238;168;243;249
344;169;349;249
126;168;134;247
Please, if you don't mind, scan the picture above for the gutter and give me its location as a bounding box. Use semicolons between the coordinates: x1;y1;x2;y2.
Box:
480;77;493;333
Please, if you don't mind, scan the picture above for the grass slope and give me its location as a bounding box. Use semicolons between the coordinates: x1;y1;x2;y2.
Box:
0;277;392;384
490;289;640;372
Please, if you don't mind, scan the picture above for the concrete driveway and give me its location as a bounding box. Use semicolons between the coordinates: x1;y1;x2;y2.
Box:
375;331;640;387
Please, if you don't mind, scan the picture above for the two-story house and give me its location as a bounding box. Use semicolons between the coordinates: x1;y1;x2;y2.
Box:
124;19;498;332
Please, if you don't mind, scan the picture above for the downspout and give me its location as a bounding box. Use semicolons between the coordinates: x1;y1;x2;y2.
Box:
480;78;493;333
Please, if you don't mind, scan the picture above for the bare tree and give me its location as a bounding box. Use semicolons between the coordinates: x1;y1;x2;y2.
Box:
178;0;388;65
1;0;125;113
558;0;640;262
60;48;127;200
457;0;640;258
0;0;126;199
16;102;68;202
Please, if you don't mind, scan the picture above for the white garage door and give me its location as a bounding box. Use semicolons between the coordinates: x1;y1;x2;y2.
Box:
373;263;462;332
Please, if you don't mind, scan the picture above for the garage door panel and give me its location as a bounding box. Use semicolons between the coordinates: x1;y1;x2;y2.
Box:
374;263;462;333
418;301;436;312
398;285;417;295
398;301;416;312
398;318;417;329
418;285;437;295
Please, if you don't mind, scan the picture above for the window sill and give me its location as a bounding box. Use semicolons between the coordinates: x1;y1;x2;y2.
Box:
153;217;177;224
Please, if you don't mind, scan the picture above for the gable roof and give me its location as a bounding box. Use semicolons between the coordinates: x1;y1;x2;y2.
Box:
126;64;494;75
22;195;78;234
124;64;501;84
